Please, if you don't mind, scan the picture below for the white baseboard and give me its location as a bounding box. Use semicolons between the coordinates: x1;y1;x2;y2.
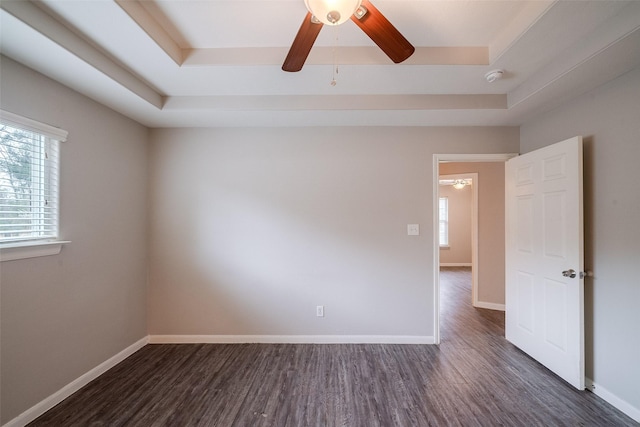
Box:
4;336;148;427
148;335;435;345
439;263;472;267
586;377;640;422
473;301;506;311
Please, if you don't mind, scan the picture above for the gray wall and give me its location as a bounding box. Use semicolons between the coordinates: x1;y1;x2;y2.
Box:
148;127;518;337
520;67;640;413
0;57;149;424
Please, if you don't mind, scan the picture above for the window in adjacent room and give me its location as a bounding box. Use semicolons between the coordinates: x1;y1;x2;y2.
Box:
439;196;449;247
0;110;67;244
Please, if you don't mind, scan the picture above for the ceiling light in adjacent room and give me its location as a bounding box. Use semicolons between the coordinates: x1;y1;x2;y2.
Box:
453;179;467;190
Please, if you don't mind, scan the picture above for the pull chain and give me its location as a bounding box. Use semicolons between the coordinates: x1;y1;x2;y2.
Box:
331;25;340;86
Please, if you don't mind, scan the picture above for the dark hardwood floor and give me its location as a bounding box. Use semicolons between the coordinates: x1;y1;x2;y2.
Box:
30;267;637;426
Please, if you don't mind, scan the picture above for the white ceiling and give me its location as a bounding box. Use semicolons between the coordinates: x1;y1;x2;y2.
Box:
1;0;639;128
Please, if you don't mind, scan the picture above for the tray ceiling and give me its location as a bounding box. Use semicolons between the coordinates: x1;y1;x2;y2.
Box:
1;0;639;127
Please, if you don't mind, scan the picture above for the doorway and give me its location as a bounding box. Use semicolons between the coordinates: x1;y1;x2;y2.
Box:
432;153;516;344
438;172;478;306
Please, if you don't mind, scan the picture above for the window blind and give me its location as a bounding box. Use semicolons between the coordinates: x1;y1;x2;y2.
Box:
0;110;66;244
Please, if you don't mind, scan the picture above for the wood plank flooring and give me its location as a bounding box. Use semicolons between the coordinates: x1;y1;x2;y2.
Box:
30;268;637;426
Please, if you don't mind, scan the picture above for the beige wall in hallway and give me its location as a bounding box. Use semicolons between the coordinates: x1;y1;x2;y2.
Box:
439;162;505;306
439;183;472;265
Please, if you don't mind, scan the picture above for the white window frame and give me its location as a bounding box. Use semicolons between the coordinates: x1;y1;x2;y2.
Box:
0;110;70;261
439;196;449;247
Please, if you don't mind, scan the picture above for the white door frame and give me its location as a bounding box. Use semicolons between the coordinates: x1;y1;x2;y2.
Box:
432;153;517;344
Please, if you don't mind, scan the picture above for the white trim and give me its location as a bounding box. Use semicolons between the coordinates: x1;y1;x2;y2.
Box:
0;109;68;141
148;335;435;345
439;263;472;267
0;240;71;262
0;1;163;108
437;154;517;163
3;337;148;427
474;301;506;311
585;378;640;423
114;0;184;65
433;155;441;344
470;174;479;307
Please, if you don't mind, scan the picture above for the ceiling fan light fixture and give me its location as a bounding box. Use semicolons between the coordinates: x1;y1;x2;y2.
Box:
304;0;363;26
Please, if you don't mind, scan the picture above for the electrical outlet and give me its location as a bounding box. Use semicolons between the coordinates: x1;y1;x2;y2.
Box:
316;305;324;317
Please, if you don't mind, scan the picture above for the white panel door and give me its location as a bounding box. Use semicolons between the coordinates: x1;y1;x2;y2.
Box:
505;136;584;389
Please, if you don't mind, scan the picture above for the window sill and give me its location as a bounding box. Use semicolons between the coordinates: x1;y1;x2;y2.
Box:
439;245;450;249
0;240;71;262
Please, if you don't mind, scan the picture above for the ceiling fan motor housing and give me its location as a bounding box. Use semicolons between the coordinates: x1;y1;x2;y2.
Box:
327;11;341;24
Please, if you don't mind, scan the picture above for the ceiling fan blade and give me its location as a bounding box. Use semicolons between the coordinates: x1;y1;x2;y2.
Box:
282;12;323;72
350;0;415;63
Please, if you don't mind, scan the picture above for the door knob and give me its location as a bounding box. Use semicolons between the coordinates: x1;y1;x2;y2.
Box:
562;269;577;278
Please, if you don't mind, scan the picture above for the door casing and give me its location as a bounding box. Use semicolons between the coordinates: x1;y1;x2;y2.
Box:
432;153;517;344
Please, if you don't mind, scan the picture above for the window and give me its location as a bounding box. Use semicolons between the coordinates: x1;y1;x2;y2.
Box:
439;196;449;246
0;110;67;245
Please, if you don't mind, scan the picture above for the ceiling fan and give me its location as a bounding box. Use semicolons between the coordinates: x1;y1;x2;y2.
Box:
282;0;415;72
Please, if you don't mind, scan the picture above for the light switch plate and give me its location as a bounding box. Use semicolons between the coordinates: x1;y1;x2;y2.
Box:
407;224;420;236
